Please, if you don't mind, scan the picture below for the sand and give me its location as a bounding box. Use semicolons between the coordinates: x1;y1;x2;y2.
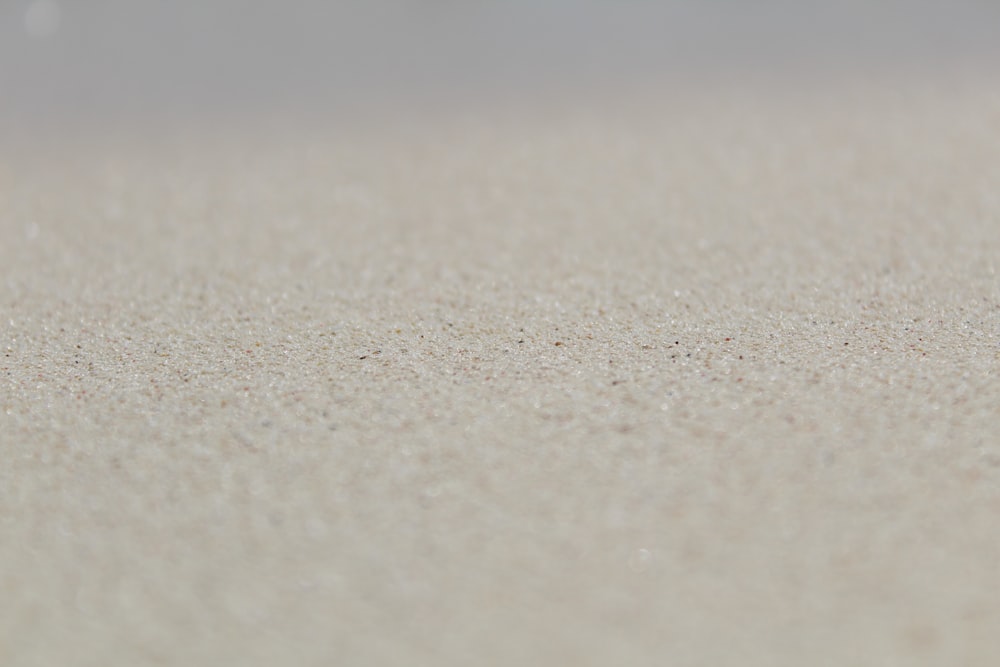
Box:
3;79;1000;665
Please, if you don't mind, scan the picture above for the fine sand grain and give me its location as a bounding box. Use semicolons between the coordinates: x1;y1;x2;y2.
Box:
3;81;1000;665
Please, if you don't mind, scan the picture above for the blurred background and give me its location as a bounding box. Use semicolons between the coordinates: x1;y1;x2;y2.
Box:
1;0;998;129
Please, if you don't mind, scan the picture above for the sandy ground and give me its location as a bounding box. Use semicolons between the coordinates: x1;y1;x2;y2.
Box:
3;80;1000;665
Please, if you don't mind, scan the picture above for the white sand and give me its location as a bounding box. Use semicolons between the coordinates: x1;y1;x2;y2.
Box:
3;81;1000;665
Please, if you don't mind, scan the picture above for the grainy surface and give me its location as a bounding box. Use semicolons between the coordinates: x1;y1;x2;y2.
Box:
3;83;1000;665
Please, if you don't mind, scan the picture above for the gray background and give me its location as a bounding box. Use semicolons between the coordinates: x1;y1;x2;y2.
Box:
3;0;999;125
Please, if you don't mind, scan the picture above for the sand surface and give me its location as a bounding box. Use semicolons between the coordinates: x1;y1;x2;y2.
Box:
3;78;1000;664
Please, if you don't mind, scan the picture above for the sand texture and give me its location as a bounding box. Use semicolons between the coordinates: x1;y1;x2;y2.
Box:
3;84;1000;665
